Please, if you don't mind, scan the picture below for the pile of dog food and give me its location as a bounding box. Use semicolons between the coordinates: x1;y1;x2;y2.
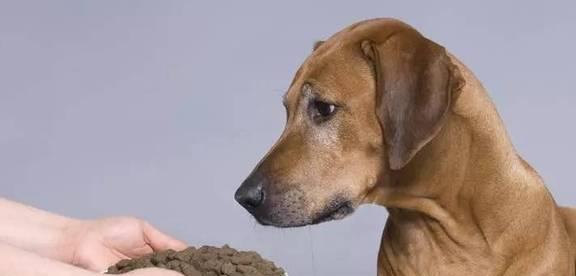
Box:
106;245;285;276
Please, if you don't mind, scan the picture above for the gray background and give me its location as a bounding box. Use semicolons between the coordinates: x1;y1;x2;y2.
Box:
0;1;574;275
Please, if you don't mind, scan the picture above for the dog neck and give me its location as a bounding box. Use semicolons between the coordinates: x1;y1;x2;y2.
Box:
364;55;561;261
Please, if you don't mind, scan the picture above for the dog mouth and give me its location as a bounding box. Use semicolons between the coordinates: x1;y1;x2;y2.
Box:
311;200;355;224
253;199;355;228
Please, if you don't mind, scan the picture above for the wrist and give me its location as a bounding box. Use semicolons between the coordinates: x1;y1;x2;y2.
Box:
56;218;89;264
28;214;83;263
0;199;80;262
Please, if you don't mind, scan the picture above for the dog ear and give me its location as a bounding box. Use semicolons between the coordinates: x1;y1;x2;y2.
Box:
313;40;325;51
361;31;462;170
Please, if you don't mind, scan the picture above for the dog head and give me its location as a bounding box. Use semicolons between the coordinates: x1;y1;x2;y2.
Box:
235;18;462;227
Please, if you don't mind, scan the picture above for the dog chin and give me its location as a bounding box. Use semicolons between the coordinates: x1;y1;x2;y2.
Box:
254;201;356;228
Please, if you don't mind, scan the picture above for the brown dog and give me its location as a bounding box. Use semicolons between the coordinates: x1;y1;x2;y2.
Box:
235;18;576;275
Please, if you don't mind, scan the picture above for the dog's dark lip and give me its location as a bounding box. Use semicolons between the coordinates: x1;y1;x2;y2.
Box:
312;201;355;224
250;202;355;228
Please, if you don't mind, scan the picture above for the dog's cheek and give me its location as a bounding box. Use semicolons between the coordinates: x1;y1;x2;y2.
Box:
341;152;384;203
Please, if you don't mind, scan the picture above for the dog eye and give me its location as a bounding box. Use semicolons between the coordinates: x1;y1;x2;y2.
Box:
310;99;337;123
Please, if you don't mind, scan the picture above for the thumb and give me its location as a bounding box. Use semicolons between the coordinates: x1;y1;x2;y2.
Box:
142;221;187;251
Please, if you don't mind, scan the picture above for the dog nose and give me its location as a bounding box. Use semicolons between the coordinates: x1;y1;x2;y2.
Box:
235;174;265;210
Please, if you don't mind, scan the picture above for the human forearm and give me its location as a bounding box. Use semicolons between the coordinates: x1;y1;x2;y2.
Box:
0;242;97;276
0;198;76;262
0;198;186;272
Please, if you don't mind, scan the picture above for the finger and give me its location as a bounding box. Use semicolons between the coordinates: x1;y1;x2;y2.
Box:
142;221;187;251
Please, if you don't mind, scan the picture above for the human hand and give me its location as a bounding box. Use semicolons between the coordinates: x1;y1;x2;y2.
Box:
64;217;187;272
124;268;185;276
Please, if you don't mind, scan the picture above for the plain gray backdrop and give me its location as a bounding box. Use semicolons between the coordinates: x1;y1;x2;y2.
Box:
1;1;575;275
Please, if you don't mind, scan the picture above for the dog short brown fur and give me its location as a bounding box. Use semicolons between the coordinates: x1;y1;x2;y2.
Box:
235;18;576;275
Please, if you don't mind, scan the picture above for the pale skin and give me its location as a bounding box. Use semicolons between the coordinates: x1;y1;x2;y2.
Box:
0;198;186;276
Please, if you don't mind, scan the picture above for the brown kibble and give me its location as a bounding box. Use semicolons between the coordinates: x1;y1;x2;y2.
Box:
167;260;181;270
107;266;120;274
105;245;284;276
220;262;236;275
180;263;202;276
237;265;259;274
152;250;170;265
230;255;252;265
203;259;222;271
115;259;132;269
